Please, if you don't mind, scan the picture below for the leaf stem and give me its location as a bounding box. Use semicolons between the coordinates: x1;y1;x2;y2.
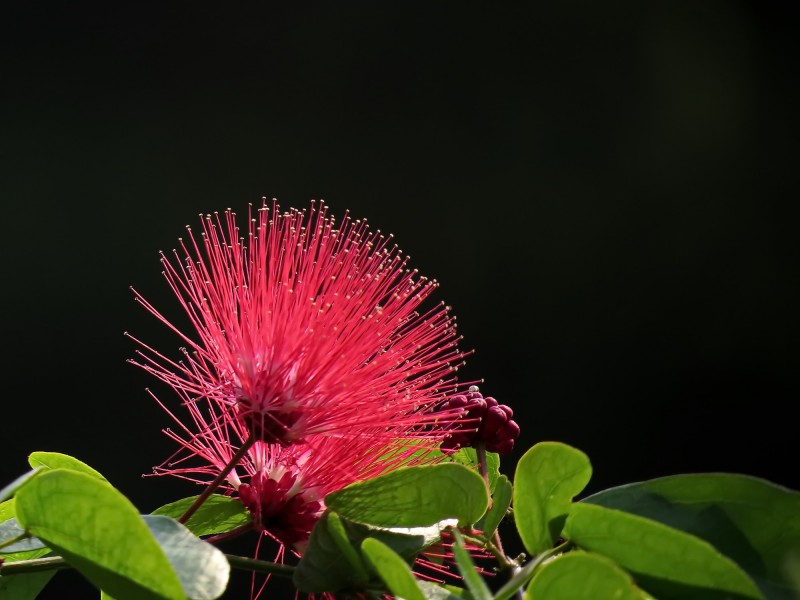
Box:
0;553;296;580
179;431;256;524
204;521;254;545
225;554;295;577
0;556;69;575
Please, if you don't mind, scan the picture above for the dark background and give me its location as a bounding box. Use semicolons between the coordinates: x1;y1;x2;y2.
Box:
1;2;798;597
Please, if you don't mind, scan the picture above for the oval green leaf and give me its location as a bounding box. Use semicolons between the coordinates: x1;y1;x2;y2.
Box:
361;537;426;600
326;463;488;528
294;511;367;593
14;469;185;600
583;473;800;600
151;494;251;537
294;510;453;593
513;442;592;555
451;530;492;600
526;551;653;599
481;474;512;538
326;512;370;584
28;452;106;481
451;448;501;493
564;502;763;599
141;515;229;600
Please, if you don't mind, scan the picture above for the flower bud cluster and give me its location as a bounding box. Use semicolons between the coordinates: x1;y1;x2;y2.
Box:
440;386;520;455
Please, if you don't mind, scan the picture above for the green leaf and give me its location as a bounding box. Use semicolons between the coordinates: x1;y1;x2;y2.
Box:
0;518;47;553
492;554;546;600
526;551;653;599
151;495;251;537
583;473;800;600
294;510;453;593
450;530;492;600
14;469;185;600
293;512;367;593
0;470;41;503
481;474;512;538
28;452;106;481
451;448;500;493
361;537;426;600
513;442;592;555
564;502;764;599
0;570;56;599
326;512;369;585
344;517;457;562
141;516;229;600
0;500;13;521
0;500;51;563
417;580;474;599
326;463;488;528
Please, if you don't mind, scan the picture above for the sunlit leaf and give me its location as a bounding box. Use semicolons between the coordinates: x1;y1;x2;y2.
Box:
14;469;185;600
361;537;426;600
564;502;763;599
526;551;653;599
583;473;800;600
28;452;106;481
451;448;500;493
326;463;488;528
151;495;250;537
513;442;592;555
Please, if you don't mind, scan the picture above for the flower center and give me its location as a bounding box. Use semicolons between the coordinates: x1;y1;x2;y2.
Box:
238;470;321;548
240;407;304;445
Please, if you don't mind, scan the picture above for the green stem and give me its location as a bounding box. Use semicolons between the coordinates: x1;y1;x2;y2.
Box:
475;442;523;600
204;521;254;545
179;431;256;524
0;553;295;579
225;554;295;577
0;556;69;576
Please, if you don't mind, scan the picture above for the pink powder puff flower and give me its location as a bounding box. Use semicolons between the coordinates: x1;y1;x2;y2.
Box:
150;390;489;598
149;383;443;552
129;199;470;445
149;386;464;592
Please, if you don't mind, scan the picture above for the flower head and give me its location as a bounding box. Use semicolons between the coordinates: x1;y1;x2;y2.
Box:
150;390;484;599
129;199;469;444
150;386;444;553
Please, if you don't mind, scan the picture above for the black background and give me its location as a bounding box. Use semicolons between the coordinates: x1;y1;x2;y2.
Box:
1;2;798;598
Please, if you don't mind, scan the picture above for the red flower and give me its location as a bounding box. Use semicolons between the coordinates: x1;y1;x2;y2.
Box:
149;390;483;597
148;384;444;553
129;199;469;444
